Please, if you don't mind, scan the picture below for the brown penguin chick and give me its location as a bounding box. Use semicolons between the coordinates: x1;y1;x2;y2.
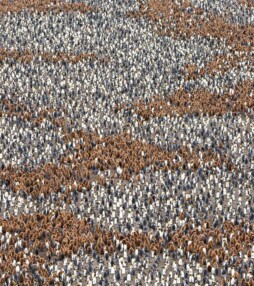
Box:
207;264;212;273
207;239;213;250
152;245;159;255
85;245;91;253
221;277;227;286
169;242;176;252
201;255;207;266
108;244;114;254
129;247;135;254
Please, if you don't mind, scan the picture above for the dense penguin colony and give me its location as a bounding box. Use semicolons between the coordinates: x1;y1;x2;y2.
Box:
0;0;254;285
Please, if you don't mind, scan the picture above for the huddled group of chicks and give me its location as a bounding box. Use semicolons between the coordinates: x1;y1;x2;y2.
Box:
0;0;253;285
